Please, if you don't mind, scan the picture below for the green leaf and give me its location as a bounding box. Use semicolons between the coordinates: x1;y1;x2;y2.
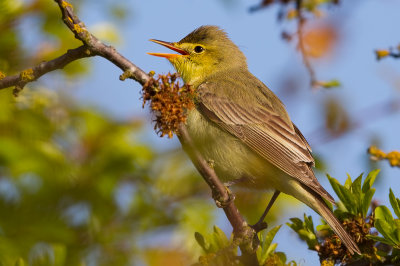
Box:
195;232;209;252
287;216;318;250
337;185;357;214
287;218;304;232
395;220;400;243
316;224;331;232
344;175;352;189
264;225;282;249
362;169;380;193
265;243;278;257
351;173;363;197
375;220;398;246
367;235;395;246
351;173;363;213
376;206;395;223
327;174;355;213
389;188;400;219
257;225;282;264
304;214;315;234
375;206;399;246
275;252;287;263
212;226;229;250
361;188;375;217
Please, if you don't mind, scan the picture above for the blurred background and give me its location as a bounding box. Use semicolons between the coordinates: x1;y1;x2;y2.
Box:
0;0;399;265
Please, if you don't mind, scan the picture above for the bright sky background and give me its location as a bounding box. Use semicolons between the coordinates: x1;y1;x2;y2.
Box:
59;0;400;264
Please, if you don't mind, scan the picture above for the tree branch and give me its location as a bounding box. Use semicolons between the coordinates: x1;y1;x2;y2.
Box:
54;0;149;85
0;46;92;92
0;0;259;263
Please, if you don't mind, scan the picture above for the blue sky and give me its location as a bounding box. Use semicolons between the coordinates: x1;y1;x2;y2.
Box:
64;0;400;263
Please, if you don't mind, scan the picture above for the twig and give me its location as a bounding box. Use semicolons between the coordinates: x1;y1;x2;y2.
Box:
296;0;319;89
0;0;259;263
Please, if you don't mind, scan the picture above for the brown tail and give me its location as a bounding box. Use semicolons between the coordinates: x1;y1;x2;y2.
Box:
313;195;361;255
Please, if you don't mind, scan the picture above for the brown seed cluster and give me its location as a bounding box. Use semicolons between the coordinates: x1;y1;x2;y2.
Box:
317;215;377;264
142;72;196;138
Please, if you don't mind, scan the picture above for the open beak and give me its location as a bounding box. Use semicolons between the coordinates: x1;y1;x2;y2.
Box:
147;39;189;59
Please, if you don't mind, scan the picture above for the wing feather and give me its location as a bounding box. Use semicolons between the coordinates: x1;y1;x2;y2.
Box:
197;87;334;203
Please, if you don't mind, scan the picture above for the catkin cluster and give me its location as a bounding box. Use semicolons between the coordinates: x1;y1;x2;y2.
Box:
142;72;195;138
318;216;376;264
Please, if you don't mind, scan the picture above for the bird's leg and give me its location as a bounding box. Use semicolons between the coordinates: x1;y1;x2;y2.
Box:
251;190;281;233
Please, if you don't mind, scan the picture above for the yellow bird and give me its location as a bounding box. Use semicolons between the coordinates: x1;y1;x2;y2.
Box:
148;25;360;255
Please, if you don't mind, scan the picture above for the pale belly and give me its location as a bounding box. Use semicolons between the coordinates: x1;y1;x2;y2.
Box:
185;109;284;190
185;108;327;219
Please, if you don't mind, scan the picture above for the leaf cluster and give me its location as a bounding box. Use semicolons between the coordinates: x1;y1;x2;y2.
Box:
287;170;400;265
193;225;296;266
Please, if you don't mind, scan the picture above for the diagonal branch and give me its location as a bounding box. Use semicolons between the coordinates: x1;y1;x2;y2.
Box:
1;0;259;264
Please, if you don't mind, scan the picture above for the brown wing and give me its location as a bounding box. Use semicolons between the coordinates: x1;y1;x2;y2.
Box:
197;86;334;203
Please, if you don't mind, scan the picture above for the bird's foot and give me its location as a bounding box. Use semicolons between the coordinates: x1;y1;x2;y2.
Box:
207;159;215;168
213;187;235;208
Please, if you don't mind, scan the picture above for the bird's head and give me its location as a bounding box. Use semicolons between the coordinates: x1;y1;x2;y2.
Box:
148;26;247;85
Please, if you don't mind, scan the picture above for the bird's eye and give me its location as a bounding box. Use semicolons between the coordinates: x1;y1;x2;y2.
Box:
194;46;204;53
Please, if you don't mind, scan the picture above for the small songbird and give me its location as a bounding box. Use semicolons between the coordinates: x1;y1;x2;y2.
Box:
148;25;360;255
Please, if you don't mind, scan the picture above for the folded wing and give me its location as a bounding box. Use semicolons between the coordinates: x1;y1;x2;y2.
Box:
197;84;334;204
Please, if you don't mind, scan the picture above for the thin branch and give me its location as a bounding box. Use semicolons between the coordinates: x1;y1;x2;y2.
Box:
296;0;319;89
0;46;92;91
1;0;259;263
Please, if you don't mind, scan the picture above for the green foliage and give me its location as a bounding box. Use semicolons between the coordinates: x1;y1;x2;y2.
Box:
193;171;400;266
257;225;297;266
389;188;400;219
0;88;214;265
327;169;379;218
367;189;400;263
194;225;295;266
287;214;318;251
287;170;400;265
194;226;239;266
369;206;400;248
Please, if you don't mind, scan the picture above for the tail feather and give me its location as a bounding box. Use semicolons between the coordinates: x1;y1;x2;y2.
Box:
292;183;361;255
313;195;361;255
